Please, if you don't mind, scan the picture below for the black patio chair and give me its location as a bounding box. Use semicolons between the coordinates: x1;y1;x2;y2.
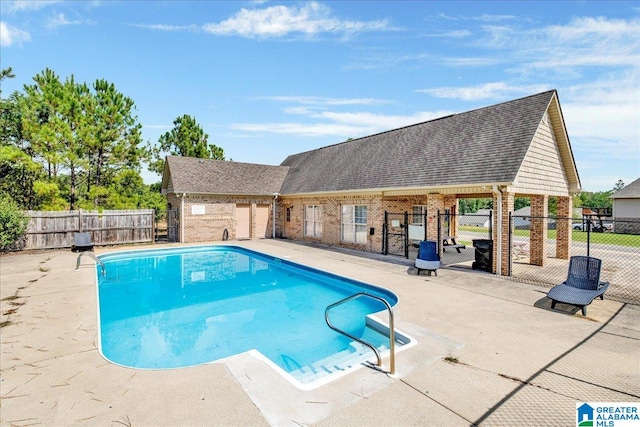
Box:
547;256;609;316
72;232;100;270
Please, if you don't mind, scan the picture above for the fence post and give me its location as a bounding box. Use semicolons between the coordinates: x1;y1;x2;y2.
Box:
404;211;409;259
423;209;428;241
488;210;493;239
383;211;388;255
508;212;513;276
586;220;591;258
437;210;441;254
78;209;82;233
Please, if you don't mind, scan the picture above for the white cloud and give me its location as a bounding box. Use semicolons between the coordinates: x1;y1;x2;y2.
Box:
432;29;472;38
315;111;450;129
283;106;315;115
343;51;433;71
2;0;61;14
440;56;500;67
230;109;453;138
0;21;31;47
256;95;391;106
416;82;551;101
480;17;640;74
562;75;640;159
201;2;390;39
133;23;200;32
46;13;92;29
434;13;518;23
230;122;365;137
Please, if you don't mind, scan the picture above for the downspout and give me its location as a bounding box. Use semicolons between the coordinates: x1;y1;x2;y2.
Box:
180;193;185;243
492;185;502;276
272;193;279;238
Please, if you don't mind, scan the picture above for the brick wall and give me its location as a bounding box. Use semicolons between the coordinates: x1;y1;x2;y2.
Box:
555;196;572;259
498;191;515;275
530;195;548;267
279;194;449;254
167;194;279;243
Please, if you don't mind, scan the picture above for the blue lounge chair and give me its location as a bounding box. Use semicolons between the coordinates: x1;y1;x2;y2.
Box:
547;256;609;316
415;240;440;276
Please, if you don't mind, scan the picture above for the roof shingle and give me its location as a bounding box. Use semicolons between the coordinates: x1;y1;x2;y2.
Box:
279;90;556;194
165;156;289;195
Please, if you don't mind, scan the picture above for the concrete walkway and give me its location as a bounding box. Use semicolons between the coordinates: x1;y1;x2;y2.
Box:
1;240;638;426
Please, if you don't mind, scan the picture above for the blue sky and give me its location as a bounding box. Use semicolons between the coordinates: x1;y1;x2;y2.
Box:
1;1;639;192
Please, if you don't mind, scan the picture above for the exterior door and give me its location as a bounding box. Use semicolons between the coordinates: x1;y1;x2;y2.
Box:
166;208;178;242
283;206;291;238
256;204;270;238
236;204;251;239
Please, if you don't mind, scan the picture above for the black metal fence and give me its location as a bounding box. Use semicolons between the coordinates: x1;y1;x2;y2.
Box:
382;211;429;258
510;215;640;305
433;213;640;306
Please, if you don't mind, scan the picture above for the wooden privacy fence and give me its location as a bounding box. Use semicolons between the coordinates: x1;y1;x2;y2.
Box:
24;209;154;250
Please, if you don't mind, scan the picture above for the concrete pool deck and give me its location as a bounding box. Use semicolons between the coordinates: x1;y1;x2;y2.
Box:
1;239;638;426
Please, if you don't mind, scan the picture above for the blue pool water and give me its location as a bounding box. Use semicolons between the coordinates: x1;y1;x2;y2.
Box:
97;246;407;385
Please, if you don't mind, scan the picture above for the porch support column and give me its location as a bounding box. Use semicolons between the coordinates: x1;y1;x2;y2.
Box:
443;195;458;237
426;193;445;243
530;195;548;266
556;196;572;260
498;190;514;276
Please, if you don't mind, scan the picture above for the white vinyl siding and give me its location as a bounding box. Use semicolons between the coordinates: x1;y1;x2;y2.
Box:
341;205;368;244
304;205;323;237
515;111;570;194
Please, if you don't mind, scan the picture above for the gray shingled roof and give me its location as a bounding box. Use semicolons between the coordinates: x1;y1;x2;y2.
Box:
611;177;640;199
279;90;556;194
164;156;289;195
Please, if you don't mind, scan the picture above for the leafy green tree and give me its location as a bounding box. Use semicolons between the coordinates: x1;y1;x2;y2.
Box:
459;198;492;214
514;197;529;211
0;145;42;209
149;114;225;175
21;68;67;180
0;67;15;95
612;180;625;193
85;79;144;201
0;195;29;251
18;68;148;210
32;180;67;210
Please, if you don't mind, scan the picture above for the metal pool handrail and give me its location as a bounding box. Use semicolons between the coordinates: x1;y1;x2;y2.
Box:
324;292;395;375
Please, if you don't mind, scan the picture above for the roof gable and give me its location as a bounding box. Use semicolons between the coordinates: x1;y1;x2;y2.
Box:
280;90;559;194
162;156;289;195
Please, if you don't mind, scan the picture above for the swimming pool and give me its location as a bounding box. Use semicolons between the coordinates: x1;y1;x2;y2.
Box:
97;245;413;388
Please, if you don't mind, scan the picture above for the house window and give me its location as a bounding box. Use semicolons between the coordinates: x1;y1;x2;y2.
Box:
412;205;427;225
304;205;323;237
341;205;368;244
286;207;291;222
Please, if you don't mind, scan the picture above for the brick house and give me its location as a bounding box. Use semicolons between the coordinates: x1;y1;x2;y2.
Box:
161;90;581;275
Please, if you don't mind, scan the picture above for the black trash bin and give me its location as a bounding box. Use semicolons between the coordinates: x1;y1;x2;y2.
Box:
472;239;493;272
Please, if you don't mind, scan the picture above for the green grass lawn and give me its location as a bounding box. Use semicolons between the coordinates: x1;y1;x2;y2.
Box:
459;226;640;248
